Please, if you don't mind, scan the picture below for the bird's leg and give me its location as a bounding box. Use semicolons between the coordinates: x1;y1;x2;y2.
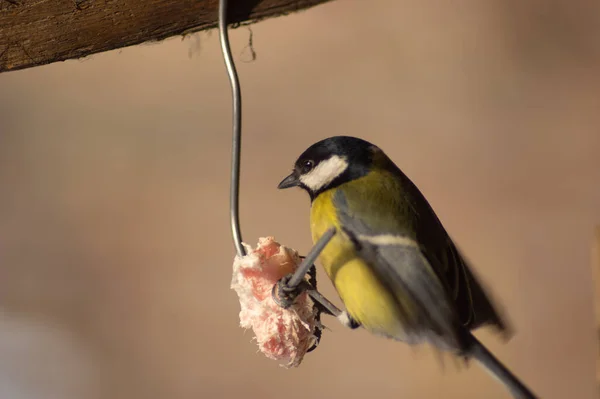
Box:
272;271;361;328
305;261;361;329
272;227;336;308
271;227;361;330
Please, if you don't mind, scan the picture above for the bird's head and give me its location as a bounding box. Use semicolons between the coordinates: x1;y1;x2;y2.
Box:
277;136;382;200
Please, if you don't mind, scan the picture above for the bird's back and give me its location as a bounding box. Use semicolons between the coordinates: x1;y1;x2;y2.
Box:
376;152;510;335
309;143;510;346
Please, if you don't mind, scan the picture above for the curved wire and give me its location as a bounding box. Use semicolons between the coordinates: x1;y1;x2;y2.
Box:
218;0;246;257
217;5;535;398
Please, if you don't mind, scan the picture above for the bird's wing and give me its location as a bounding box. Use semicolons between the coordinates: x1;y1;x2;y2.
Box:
332;188;468;350
435;237;511;334
399;177;511;335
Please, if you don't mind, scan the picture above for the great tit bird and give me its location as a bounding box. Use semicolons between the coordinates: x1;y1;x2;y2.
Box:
277;136;537;398
277;136;510;355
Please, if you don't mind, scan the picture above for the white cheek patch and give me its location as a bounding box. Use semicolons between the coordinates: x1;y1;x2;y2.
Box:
299;155;349;191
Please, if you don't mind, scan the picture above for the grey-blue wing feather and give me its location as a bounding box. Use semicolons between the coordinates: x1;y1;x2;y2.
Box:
384;162;510;335
334;189;469;350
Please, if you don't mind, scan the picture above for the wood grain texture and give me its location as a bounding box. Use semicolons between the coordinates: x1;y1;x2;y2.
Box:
0;0;332;73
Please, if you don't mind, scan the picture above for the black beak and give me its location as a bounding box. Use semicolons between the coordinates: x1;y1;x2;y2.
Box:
277;172;300;189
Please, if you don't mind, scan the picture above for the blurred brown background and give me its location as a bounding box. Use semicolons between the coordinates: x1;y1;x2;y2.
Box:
1;0;600;398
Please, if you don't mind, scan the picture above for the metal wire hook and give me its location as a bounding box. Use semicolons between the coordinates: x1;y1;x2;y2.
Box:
218;0;246;257
217;5;535;397
217;0;341;331
218;0;342;342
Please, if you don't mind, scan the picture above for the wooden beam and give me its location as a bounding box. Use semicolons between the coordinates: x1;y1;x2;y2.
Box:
0;0;332;73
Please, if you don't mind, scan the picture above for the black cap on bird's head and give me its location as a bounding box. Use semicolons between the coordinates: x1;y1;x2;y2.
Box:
277;136;382;199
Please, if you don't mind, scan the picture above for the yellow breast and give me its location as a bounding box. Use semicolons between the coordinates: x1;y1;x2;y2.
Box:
310;189;406;339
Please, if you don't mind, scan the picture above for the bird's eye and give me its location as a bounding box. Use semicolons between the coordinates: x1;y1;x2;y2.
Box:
301;160;314;173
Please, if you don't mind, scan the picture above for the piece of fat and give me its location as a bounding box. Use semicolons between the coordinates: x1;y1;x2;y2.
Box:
231;237;318;368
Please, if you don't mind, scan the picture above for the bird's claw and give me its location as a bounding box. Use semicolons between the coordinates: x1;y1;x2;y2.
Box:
272;273;306;309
